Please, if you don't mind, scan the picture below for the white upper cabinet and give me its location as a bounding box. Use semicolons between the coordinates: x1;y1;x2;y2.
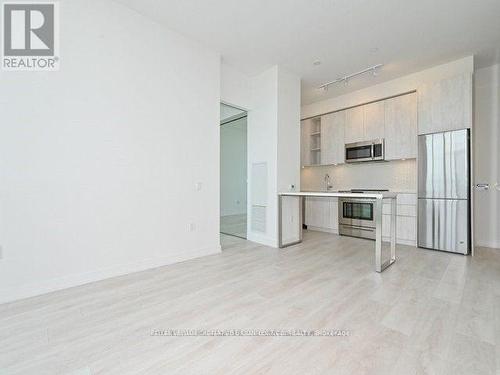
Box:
344;107;364;144
363;101;385;140
301;90;424;165
321;111;345;165
418;73;473;135
345;102;384;144
300;119;312;167
384;93;417;160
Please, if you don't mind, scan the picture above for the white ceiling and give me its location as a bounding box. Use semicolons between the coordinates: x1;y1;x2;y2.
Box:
116;0;500;105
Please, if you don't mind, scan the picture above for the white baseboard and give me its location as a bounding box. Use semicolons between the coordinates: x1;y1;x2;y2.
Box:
247;232;277;248
475;240;500;250
0;244;221;305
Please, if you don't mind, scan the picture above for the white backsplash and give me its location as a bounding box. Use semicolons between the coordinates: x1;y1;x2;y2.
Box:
301;159;417;193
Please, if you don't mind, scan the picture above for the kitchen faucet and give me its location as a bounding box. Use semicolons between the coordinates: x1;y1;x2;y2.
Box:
324;174;333;192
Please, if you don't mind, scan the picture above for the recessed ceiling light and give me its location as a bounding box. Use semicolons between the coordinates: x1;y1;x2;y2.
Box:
313;60;322;66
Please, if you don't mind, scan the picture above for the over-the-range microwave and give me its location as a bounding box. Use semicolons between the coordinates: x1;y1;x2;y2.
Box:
345;139;385;163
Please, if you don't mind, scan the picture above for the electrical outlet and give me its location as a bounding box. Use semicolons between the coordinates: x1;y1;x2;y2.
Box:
195;182;203;192
189;223;196;232
0;246;3;260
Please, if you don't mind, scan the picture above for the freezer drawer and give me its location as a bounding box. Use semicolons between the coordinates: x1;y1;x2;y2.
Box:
418;129;469;199
418;199;469;254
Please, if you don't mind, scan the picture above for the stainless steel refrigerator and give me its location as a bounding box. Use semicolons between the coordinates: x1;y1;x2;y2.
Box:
418;129;470;254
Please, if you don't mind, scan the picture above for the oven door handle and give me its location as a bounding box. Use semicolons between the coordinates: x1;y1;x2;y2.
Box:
340;224;375;232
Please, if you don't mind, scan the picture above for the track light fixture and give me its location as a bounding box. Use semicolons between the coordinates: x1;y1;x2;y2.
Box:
318;64;383;91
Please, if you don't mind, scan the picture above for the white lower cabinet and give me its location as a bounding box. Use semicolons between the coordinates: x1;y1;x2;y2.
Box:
382;194;417;246
305;194;417;246
305;197;339;233
382;215;417;245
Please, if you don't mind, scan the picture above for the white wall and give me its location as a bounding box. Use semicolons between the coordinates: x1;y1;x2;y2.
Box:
474;64;500;249
220;117;247;216
0;0;221;303
221;63;252;110
277;69;302;193
302;56;474;119
247;67;302;246
277;69;302;243
246;67;279;246
221;65;301;247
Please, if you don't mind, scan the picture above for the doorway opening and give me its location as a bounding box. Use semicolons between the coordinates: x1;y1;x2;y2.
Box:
220;103;248;239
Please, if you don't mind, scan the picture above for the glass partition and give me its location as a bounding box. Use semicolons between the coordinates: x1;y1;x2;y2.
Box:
220;103;247;239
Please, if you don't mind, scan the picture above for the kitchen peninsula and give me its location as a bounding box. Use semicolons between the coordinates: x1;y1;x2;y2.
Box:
278;191;398;273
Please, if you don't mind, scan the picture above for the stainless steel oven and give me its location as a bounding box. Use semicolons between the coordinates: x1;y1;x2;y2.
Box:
345;139;385;163
339;198;376;240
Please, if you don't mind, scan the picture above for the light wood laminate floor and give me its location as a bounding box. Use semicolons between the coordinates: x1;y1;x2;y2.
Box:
1;231;500;375
220;214;247;239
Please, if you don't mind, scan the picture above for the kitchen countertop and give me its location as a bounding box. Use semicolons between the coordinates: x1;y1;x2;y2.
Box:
278;191;398;199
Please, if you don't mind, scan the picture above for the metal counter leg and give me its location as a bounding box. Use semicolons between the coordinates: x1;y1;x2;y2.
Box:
278;195;283;248
376;197;397;273
299;196;303;243
390;197;397;265
375;198;383;272
278;195;303;249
